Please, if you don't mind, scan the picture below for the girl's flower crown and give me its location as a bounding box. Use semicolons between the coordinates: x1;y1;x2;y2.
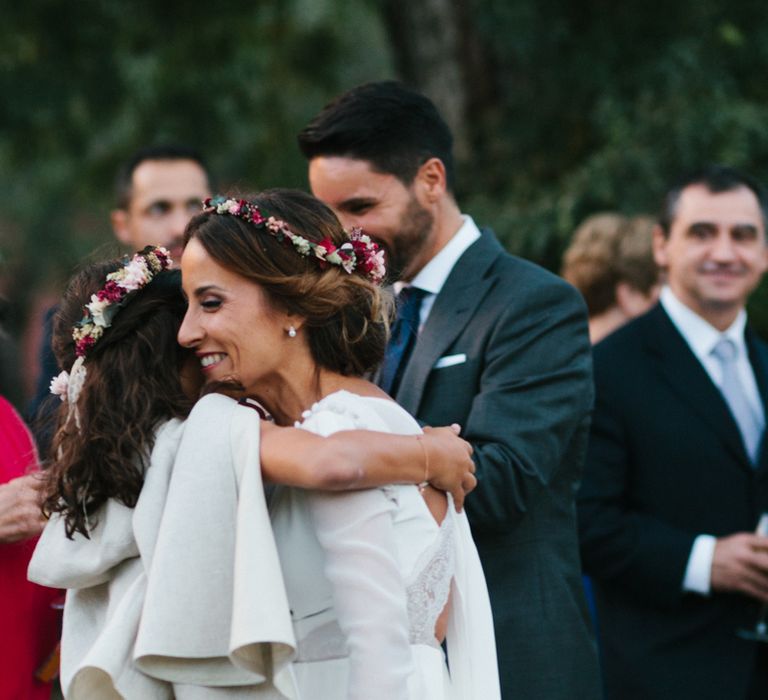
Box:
203;196;386;284
50;246;172;413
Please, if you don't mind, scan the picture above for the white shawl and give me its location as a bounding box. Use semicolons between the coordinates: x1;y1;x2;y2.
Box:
29;394;297;699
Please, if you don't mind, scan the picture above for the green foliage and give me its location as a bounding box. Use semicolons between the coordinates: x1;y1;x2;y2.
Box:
0;0;393;321
460;0;768;257
4;0;768;335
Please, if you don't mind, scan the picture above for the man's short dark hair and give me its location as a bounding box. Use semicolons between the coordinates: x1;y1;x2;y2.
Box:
114;144;211;209
298;81;456;191
660;164;768;235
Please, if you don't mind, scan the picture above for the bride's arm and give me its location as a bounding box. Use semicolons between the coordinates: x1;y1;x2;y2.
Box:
309;487;413;700
259;422;476;510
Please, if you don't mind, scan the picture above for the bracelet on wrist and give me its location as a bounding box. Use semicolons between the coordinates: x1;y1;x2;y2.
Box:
416;434;429;493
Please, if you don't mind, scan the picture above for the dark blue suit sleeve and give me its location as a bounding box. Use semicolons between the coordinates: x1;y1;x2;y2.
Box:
463;278;594;534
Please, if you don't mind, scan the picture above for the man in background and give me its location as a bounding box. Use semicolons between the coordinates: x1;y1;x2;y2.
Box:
299;81;600;699
579;165;768;699
110;144;211;262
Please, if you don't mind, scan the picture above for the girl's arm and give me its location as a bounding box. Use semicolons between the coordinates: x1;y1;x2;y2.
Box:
259;423;476;511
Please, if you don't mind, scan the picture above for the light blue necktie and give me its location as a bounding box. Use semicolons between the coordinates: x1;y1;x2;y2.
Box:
711;338;765;465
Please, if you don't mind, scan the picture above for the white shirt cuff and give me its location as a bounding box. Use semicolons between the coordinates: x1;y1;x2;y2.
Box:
682;534;717;595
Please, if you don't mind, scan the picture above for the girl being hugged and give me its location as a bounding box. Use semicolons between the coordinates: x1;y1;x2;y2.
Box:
179;190;500;700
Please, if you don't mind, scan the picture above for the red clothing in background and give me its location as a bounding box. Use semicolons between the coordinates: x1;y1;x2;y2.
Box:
0;396;60;699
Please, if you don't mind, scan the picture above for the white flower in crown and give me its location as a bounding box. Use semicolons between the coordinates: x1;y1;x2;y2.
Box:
86;294;111;328
292;237;312;255
67;357;87;404
118;257;150;291
73;324;93;342
325;250;343;265
50;370;70;401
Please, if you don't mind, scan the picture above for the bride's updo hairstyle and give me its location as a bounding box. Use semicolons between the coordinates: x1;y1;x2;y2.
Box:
44;261;194;538
184;188;393;376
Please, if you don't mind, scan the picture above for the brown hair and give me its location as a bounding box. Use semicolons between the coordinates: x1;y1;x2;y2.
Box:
562;213;659;316
184;188;392;376
43;262;194;538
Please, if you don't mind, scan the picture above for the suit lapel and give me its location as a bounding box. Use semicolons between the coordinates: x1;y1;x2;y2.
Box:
395;230;503;415
643;305;753;472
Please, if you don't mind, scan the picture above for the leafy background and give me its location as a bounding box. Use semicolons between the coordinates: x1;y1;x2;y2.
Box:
3;0;768;406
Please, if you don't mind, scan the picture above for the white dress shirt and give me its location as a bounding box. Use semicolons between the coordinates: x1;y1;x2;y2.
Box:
660;287;765;595
394;215;481;328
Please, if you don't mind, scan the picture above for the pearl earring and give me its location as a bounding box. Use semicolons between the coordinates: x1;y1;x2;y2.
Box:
287;326;297;338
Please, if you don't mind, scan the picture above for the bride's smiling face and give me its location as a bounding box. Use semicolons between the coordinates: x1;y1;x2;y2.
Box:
178;238;294;393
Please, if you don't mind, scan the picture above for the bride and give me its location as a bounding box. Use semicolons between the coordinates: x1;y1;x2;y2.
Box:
178;190;500;699
29;249;476;699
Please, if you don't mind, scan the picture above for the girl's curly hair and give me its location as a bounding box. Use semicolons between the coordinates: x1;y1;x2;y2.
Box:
43;261;195;538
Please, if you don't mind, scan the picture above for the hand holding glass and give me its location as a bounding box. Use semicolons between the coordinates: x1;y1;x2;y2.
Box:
737;513;768;642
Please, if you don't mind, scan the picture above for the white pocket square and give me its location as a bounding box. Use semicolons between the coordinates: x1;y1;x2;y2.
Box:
434;353;467;369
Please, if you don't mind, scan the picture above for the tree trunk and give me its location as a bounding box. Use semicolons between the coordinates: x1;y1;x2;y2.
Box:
380;0;495;167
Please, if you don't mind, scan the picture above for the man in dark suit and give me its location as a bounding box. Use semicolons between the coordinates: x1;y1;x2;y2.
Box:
299;81;601;699
578;165;768;699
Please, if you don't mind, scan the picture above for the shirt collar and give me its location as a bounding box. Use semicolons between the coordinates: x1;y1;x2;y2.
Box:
659;285;748;360
395;215;481;295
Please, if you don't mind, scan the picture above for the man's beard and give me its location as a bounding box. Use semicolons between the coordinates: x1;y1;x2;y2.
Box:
385;195;434;283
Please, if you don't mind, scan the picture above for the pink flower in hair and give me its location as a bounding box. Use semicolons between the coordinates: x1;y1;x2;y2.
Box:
49;370;69;401
119;258;150;291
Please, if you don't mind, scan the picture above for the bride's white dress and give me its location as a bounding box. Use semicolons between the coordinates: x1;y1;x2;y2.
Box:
28;391;499;699
270;390;500;700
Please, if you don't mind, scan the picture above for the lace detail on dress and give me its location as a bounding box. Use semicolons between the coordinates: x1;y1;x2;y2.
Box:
405;514;456;647
294;518;457;660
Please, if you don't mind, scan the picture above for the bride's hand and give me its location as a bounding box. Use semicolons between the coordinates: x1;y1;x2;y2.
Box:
421;425;476;511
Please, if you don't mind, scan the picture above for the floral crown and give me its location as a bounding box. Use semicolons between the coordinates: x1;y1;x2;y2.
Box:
49;246;172;413
203;196;386;284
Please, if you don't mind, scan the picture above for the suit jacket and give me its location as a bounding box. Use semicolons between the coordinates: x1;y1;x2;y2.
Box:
391;228;601;699
578;303;768;700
